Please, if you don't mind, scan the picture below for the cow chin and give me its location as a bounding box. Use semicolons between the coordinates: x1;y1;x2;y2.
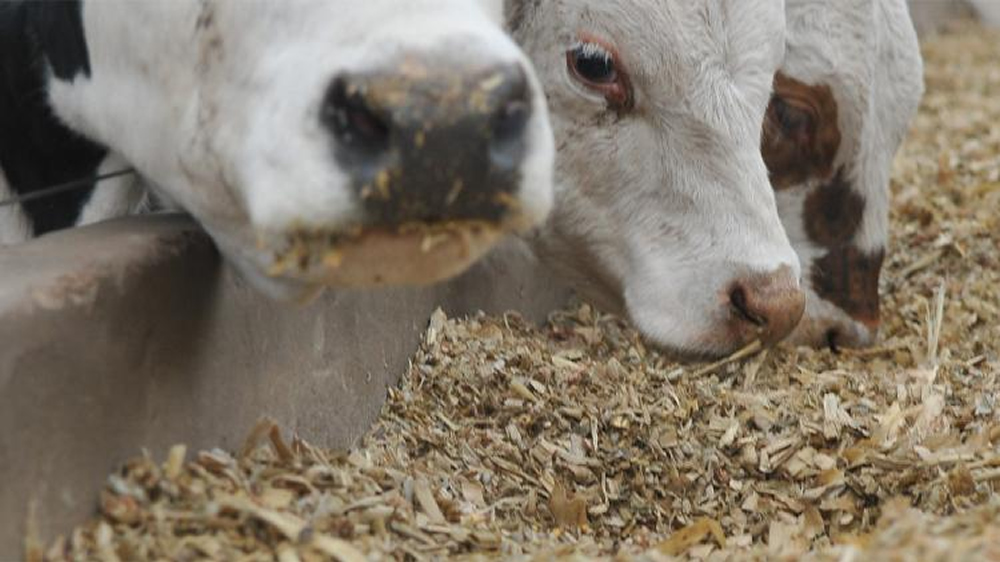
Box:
786;291;878;350
212;244;324;304
620;253;806;360
238;265;325;305
622;271;737;361
207;216;512;300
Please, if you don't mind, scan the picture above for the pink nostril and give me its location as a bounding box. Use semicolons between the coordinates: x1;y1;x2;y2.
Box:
729;285;766;327
727;265;806;346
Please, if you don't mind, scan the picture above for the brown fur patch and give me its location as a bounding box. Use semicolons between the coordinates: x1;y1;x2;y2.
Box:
804;167;883;329
762;73;841;189
811;247;884;329
803;168;864;247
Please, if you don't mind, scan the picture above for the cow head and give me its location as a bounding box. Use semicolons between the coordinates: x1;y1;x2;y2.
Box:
37;0;554;299
508;0;804;358
763;0;923;349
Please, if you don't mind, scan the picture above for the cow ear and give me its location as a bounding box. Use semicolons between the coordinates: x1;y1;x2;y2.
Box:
771;96;814;147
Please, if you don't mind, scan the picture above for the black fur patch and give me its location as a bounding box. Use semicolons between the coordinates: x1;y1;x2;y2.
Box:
26;0;93;81
0;0;107;236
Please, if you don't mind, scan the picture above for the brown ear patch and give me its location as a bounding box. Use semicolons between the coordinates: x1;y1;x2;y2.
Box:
762;73;842;190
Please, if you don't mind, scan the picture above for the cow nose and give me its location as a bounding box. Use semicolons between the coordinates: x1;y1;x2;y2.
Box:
789;319;877;352
321;61;533;226
727;265;806;346
323;77;392;160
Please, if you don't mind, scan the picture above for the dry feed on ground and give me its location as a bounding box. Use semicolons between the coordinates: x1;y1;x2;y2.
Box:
34;21;1000;562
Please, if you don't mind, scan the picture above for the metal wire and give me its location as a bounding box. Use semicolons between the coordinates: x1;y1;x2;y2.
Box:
0;168;136;208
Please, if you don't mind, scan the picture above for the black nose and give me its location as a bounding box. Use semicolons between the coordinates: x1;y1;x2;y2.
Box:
321;61;534;226
323;77;393;161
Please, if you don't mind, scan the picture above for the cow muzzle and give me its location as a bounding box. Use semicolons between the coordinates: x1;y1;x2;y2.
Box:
261;57;550;290
322;59;533;228
723;264;806;348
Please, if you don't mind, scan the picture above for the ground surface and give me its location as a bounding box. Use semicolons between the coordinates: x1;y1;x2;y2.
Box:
36;22;1000;562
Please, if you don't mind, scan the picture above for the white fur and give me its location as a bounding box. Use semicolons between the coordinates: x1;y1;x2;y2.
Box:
76;153;149;227
0;167;32;245
513;0;801;356
43;0;553;298
777;0;923;346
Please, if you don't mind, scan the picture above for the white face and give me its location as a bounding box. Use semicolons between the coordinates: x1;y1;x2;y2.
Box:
510;0;804;358
45;0;554;299
766;0;924;348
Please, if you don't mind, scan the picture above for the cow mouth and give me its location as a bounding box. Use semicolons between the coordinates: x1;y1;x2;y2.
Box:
263;220;503;288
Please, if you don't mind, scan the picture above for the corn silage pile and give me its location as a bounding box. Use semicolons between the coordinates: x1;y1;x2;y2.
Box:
35;21;1000;562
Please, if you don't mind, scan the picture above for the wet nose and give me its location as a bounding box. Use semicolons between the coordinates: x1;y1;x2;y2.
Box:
321;60;533;226
727;265;806;346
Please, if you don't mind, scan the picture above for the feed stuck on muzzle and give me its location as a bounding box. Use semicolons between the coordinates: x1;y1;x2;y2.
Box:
321;59;531;227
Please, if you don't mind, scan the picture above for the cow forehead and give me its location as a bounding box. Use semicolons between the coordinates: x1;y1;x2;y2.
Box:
81;1;507;59
214;0;495;32
535;0;784;134
558;1;784;79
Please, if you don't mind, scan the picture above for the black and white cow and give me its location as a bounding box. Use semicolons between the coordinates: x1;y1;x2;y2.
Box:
0;2;149;242
0;0;554;299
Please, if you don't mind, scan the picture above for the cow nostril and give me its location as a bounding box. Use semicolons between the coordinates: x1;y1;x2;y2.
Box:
322;77;391;155
492;99;530;148
488;67;532;170
726;267;806;347
825;329;842;353
729;285;767;327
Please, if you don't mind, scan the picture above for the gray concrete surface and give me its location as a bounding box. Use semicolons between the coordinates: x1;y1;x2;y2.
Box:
0;214;570;560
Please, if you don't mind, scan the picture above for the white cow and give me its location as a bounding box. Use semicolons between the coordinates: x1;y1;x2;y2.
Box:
763;0;924;348
0;0;554;299
507;0;806;358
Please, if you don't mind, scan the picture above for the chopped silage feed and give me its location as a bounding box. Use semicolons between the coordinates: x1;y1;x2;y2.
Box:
33;21;1000;562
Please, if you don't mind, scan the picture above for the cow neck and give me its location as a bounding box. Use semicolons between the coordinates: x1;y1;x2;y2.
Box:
0;0;108;236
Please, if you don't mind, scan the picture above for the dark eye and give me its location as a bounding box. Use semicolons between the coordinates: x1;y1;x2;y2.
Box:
566;40;633;111
568;43;617;84
772;96;813;138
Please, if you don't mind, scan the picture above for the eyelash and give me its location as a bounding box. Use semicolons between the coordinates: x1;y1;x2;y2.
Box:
571;42;614;66
566;38;634;112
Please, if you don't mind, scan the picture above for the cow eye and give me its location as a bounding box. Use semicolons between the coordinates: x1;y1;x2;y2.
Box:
568;43;617;84
772;96;813;138
566;40;633;110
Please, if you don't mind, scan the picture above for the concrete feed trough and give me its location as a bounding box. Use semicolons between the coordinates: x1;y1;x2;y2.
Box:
0;214;569;559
